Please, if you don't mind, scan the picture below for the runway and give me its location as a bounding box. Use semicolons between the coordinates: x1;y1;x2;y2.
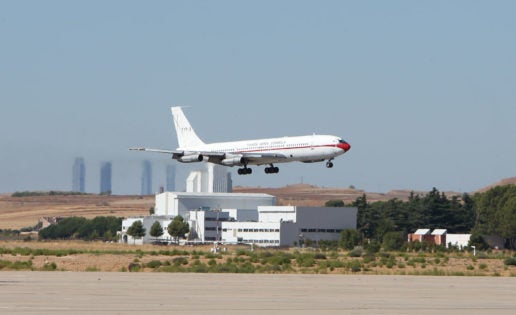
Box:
1;272;515;314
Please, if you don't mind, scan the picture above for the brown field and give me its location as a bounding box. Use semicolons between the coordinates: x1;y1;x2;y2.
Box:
0;194;153;229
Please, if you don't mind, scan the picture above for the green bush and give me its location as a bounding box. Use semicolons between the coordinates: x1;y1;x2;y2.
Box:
349;260;361;272
42;262;57;271
172;257;189;266
146;260;162;269
504;257;516;266
348;247;363;257
128;263;141;272
296;253;315;267
382;231;405;251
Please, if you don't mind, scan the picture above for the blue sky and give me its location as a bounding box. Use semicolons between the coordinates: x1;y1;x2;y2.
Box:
1;1;515;194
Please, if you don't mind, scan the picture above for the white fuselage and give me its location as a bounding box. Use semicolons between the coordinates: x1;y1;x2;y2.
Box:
179;134;347;166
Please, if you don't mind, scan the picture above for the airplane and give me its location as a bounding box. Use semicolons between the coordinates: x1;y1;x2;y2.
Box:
130;107;351;175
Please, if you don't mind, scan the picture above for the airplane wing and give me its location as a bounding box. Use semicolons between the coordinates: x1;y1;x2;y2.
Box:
129;147;178;154
129;147;287;165
129;147;225;162
238;152;288;165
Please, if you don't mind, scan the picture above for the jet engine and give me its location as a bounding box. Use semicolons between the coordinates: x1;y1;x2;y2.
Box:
221;156;246;166
178;154;204;163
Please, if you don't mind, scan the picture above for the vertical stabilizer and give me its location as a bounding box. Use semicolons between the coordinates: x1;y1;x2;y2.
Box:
171;107;205;148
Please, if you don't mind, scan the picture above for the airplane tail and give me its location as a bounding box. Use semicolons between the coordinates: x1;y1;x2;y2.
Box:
171;106;206;148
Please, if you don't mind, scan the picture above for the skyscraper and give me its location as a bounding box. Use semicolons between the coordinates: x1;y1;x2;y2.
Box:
100;162;112;194
141;160;152;195
72;157;85;193
166;164;176;192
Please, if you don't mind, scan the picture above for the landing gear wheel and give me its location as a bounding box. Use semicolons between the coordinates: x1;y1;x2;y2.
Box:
265;165;279;174
238;167;252;175
326;161;334;168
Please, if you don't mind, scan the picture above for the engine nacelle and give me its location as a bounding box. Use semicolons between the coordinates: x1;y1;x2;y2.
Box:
221;156;246;166
178;154;204;163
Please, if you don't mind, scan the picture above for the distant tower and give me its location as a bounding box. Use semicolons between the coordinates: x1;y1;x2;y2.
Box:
141;160;152;195
72;157;85;193
209;164;232;193
100;162;112;194
166;164;176;192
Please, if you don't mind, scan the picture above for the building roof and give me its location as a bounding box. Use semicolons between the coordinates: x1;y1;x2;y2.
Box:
414;228;431;235
431;229;447;235
159;192;275;199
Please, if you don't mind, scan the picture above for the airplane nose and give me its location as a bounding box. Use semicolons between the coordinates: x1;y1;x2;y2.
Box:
338;142;351;152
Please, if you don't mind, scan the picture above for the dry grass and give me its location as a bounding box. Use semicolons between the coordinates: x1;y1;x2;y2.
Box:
1;240;514;276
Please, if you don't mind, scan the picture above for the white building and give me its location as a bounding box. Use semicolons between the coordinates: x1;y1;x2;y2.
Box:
445;234;471;249
221;206;357;247
186;163;232;193
154;191;275;217
120;216;173;245
120;192;357;247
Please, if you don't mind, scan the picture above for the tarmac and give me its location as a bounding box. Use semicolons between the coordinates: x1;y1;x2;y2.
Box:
1;272;515;314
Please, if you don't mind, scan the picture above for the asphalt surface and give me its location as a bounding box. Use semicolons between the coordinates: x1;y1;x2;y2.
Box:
1;272;515;314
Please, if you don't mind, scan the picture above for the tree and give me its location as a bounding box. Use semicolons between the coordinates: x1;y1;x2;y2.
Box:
167;216;189;243
382;231;405;251
127;220;146;244
473;185;516;249
339;229;362;250
325;199;345;207
149;221;164;241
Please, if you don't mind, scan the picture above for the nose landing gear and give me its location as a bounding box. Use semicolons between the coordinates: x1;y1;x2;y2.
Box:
326;159;334;168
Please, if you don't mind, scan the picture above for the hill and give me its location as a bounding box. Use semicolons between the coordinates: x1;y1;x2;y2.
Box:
475;177;516;193
0;194;154;230
233;184;428;206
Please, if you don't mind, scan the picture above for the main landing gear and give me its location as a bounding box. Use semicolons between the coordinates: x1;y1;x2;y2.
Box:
326;159;334;168
237;167;252;175
265;164;279;174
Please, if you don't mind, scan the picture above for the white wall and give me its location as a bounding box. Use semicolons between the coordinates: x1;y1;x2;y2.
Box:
154;192;276;217
446;234;471;249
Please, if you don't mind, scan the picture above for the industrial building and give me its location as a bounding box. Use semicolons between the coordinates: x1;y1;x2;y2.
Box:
221;206;357;247
408;228;471;249
154;191;274;217
186;163;232;193
120;192;357;247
